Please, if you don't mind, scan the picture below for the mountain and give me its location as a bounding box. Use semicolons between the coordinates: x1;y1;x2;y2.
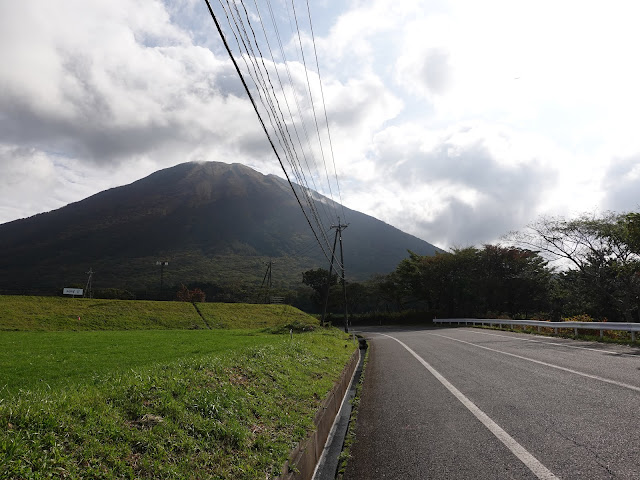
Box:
0;162;441;296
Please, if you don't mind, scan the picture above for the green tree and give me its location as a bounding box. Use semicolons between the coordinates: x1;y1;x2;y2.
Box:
368;272;409;312
392;246;551;318
509;212;640;322
394;248;480;317
301;268;338;311
478;245;551;317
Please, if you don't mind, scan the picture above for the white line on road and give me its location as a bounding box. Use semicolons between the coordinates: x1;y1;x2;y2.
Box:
380;333;559;480
428;332;640;393
460;328;640;357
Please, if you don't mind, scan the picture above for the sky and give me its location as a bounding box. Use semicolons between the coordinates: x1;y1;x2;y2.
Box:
1;0;640;250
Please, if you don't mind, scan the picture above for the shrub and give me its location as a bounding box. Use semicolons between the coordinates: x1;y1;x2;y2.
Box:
176;285;206;303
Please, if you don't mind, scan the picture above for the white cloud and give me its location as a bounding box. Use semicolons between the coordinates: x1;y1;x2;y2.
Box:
341;122;559;246
0;0;263;165
1;0;640;250
602;155;640;213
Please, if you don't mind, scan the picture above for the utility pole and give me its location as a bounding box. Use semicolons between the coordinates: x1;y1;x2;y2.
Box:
321;218;349;332
156;261;169;300
84;268;94;299
257;259;273;303
321;231;339;327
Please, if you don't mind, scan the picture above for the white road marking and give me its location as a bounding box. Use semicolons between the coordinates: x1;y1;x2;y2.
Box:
460;328;640;357
428;332;640;393
380;333;559;480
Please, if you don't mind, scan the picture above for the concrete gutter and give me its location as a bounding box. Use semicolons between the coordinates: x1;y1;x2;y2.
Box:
312;339;366;480
277;343;362;480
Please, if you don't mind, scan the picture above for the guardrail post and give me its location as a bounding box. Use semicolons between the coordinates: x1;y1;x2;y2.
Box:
600;330;603;339
574;327;578;336
537;326;541;333
632;331;636;342
554;327;558;335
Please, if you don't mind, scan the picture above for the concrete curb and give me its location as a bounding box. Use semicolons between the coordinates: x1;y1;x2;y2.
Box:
277;347;361;480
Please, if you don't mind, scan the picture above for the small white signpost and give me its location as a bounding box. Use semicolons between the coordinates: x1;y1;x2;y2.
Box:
63;288;83;298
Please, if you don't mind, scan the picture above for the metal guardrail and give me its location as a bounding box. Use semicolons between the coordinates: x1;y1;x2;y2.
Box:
433;318;640;342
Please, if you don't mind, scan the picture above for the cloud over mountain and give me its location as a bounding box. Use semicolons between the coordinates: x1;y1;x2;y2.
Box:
1;0;640;248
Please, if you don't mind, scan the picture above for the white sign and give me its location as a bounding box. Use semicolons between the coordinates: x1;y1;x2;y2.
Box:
63;288;83;296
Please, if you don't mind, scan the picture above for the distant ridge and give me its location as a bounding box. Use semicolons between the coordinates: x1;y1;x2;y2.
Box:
0;162;441;295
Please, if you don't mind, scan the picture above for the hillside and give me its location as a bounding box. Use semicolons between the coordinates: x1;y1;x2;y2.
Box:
0;162;440;296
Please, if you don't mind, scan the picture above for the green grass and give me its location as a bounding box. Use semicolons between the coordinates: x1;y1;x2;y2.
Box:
0;295;352;478
0;296;318;332
0;296;205;331
196;302;316;329
0;329;355;479
0;330;288;396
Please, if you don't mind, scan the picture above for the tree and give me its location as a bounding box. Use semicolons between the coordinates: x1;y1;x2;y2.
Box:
301;268;338;311
478;245;551;317
623;212;640;254
369;272;409;312
394;248;481;317
508;212;640;322
392;246;551;318
176;284;206;302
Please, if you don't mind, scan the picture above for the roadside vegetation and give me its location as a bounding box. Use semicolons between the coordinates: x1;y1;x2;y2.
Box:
0;299;354;479
476;317;638;345
345;211;640;329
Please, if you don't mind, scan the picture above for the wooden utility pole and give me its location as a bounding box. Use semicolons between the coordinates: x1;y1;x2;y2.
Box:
321;231;339;326
259;259;273;303
321;218;349;332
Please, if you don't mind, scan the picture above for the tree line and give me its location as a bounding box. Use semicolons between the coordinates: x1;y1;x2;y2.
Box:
47;210;638;325
304;211;640;323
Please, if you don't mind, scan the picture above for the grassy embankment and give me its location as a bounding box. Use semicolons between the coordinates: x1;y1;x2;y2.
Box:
0;295;355;479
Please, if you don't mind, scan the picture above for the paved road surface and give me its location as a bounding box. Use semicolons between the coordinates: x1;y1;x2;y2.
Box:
343;327;640;479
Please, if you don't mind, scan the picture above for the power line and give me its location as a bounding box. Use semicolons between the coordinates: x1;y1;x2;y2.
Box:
288;0;335;217
304;0;346;222
252;0;337;226
203;0;348;271
203;0;334;263
218;0;334;251
232;0;338;233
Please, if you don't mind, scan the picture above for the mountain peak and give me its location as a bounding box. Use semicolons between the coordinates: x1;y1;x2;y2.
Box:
0;161;440;295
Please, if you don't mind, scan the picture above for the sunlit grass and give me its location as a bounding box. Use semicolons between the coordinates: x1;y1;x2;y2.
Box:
0;329;286;396
0;329;355;479
0;295;352;478
0;295;205;331
196;302;316;329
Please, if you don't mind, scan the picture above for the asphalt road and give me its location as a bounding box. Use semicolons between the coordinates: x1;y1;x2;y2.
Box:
343;326;640;479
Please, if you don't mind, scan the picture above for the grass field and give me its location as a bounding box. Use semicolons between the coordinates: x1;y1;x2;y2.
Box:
0;330;289;395
0;295;316;331
0;296;354;479
196;302;314;329
0;296;205;331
